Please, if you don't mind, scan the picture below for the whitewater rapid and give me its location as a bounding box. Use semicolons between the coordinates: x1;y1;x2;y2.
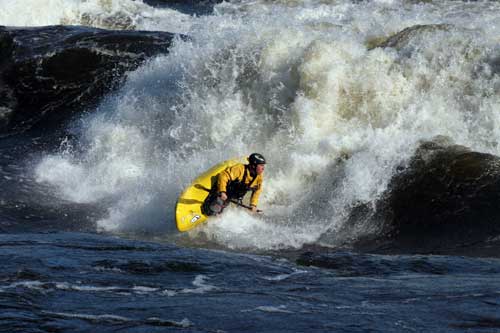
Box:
0;0;192;32
4;0;499;250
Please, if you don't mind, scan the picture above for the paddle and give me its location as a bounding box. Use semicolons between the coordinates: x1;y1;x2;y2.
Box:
229;199;263;213
193;184;263;213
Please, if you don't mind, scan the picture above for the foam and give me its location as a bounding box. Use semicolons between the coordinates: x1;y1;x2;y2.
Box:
0;279;216;297
0;0;192;33
194;209;321;250
42;311;193;327
33;0;500;249
253;305;293;313
44;311;131;322
262;268;308;281
181;275;217;294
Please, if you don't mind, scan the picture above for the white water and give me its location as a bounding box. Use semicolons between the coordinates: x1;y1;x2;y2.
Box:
6;0;499;250
0;0;192;32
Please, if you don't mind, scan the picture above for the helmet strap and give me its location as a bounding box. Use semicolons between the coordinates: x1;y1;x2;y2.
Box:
248;164;257;176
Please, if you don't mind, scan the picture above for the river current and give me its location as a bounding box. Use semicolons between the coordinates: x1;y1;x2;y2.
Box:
1;0;500;331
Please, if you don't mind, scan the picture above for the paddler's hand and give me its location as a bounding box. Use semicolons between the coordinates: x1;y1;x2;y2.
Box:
219;192;227;201
250;205;258;213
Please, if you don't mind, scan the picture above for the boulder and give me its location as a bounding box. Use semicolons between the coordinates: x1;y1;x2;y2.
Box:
0;25;179;136
374;136;500;255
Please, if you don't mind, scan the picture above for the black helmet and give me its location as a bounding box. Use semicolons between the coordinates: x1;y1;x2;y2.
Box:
248;153;266;165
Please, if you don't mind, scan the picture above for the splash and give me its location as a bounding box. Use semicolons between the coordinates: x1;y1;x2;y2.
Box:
34;0;500;250
0;0;192;33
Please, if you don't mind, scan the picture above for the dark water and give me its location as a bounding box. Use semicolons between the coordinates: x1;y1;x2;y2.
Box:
2;1;500;332
2;232;500;333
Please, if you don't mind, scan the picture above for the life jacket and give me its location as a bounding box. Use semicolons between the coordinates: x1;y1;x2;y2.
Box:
226;165;258;200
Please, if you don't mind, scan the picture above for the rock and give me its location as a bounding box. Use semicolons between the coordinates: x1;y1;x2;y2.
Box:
0;25;179;136
369;24;452;51
144;0;223;15
380;136;500;254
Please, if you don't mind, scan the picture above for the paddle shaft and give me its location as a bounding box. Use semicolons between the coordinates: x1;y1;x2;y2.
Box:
229;199;263;213
194;184;263;213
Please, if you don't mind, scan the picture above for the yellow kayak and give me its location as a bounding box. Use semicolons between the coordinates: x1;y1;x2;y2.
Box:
175;158;244;232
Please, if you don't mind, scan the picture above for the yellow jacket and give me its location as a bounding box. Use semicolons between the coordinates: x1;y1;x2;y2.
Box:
217;163;263;206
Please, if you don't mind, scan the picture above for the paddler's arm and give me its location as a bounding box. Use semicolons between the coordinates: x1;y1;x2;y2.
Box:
249;175;263;212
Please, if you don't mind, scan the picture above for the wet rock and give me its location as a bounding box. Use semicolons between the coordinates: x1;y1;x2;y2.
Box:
0;25;179;136
369;24;451;50
380;136;500;254
144;0;223;15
